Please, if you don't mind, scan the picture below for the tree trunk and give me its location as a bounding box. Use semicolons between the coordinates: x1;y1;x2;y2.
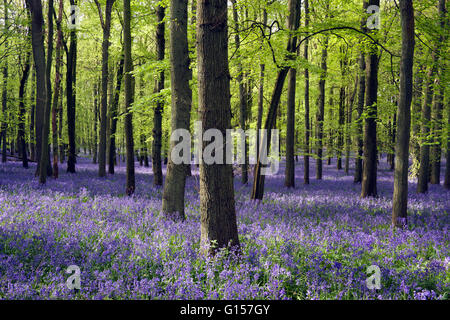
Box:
361;0;380;198
303;0;310;185
97;0;115;177
392;0;414;228
152;3;165;186
197;0;240;254
354;52;365;183
108;54;124;174
256;9;267;164
51;0;63;178
316;36;328;180
417;51;437;193
251;0;301;200
18;50;32;169
66;0;77;173
430;0;446;185
93;83;99;164
26;0;47;178
231;0;248;184
162;0;192;221
123;0;135;195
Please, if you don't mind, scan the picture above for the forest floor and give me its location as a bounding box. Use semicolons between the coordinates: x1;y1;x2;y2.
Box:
0;155;448;299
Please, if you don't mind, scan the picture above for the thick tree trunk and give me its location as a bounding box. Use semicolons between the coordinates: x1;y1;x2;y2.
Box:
108;54;124;174
361;0;380;198
26;0;47;177
97;0;115;177
162;0;192;221
123;0;135;195
152;3;165;186
197;0;240;254
392;0;414;228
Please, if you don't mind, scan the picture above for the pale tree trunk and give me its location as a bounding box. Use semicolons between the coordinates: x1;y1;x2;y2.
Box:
197;0;240;254
123;0;135;195
231;0;248;184
162;0;192;221
392;0;414;228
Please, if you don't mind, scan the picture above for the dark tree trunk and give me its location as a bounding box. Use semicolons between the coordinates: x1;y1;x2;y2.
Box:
361;0;380;198
444;104;450;189
197;0;240;254
66;0;77;173
162;0;192;221
26;0;47;177
52;0;63;178
251;0;301;200
392;0;414;228
123;0;135;196
337;47;347;171
1;0;8;164
96;0;115;177
345;77;357;174
108;54;124;174
152;3;165;186
256;9;267;163
303;0;310;185
18;50;32;169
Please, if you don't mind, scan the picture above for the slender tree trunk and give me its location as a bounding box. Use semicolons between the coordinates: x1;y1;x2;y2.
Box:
316;36;328;180
197;0;240;254
51;0;63;178
256;9;267;164
361;0;380;198
18;50;32;168
1;0;8;164
96;0;115;177
152;3;165;186
162;0;192;221
251;0;301;200
444;104;450;189
231;0;248;184
417;51;438;193
392;0;414;228
108;54;124;174
430;0;447;185
66;0;77;173
93;83;99;164
354;53;365;183
30;69;36;161
123;0;135;195
303;0;310;184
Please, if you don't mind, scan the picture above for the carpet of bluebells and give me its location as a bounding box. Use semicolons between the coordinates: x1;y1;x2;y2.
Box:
0;155;448;300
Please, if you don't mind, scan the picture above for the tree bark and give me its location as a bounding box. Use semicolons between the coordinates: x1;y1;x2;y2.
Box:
316;36;328;180
303;0;310;185
108;54;124;174
123;0;135;195
0;0;7;164
197;0;240;254
392;0;414;228
18;49;32;169
96;0;115;177
361;0;380;198
162;0;192;220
